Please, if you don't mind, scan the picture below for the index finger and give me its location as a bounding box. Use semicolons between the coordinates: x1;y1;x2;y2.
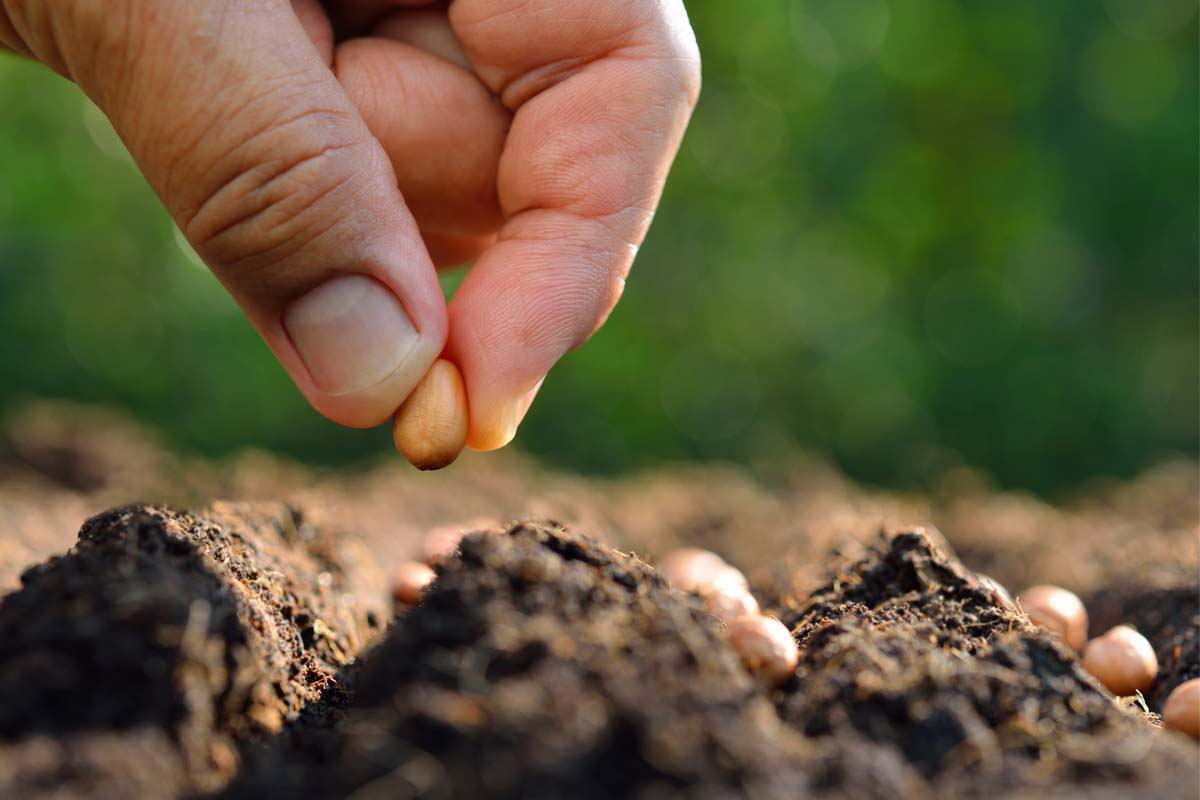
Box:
445;0;700;449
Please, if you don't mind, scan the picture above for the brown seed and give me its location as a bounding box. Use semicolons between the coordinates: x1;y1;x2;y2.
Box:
659;548;730;593
727;615;799;686
1081;625;1158;696
393;561;436;605
709;564;750;593
392;359;469;470
1162;678;1200;739
703;583;760;623
1017;585;1088;650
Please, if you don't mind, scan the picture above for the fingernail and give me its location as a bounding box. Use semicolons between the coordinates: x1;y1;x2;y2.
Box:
283;275;419;396
476;376;545;451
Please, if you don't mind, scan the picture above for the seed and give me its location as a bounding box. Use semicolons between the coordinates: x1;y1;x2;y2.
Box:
392;561;436;605
1016;585;1088;650
703;583;759;623
1162;678;1200;739
727;615;799;687
659;548;731;593
392;359;469;470
709;564;750;593
1081;625;1158;696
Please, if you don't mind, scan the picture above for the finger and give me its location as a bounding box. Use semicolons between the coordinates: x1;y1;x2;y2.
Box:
0;8;32;56
10;0;448;428
334;35;508;248
446;0;701;449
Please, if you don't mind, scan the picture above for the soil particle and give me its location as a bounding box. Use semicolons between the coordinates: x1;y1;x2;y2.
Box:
0;503;390;798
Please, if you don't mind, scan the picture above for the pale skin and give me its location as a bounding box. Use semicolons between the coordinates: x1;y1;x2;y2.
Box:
0;0;700;452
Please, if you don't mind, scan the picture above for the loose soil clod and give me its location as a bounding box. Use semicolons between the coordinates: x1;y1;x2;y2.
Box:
0;503;391;798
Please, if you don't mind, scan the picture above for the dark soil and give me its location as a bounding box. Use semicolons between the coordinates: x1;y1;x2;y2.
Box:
0;503;390;798
0;404;1196;798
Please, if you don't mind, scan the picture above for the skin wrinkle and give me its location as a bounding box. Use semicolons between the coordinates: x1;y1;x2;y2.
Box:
491;45;692;226
468;211;631;371
194;150;396;300
173;102;361;226
6;0;69;75
145;64;347;212
187;140;358;259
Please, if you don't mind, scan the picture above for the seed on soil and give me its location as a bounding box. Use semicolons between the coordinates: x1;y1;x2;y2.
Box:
392;359;469;470
727;615;799;686
1161;678;1200;739
703;583;759;623
392;561;436;606
658;548;731;592
1017;584;1088;650
709;564;750;592
1081;625;1158;696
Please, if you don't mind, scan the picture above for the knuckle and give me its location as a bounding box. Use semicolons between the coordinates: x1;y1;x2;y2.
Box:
656;25;701;109
2;0;135;75
633;0;701;108
180;107;373;277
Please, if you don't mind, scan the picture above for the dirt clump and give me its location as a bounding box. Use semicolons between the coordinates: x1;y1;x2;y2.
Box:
0;503;391;798
774;531;1197;798
227;521;813;799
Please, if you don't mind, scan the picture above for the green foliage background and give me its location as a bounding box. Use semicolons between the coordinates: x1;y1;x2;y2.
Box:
0;0;1196;493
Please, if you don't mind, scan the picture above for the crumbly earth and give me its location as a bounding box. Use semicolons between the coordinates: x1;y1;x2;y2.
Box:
0;502;390;798
0;402;1196;798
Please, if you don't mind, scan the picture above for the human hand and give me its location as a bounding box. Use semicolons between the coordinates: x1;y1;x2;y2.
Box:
0;0;699;453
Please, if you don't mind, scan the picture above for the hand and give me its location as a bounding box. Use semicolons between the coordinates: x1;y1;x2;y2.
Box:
0;0;700;449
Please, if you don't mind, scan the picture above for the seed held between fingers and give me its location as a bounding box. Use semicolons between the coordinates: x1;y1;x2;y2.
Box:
393;561;436;605
393;359;469;470
1162;678;1200;739
728;615;799;687
1017;585;1089;651
1081;625;1158;696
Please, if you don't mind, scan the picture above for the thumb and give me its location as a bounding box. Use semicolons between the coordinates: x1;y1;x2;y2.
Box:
14;0;447;428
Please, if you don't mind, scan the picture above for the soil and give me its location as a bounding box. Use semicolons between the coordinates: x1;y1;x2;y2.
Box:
0;402;1196;798
0;502;390;798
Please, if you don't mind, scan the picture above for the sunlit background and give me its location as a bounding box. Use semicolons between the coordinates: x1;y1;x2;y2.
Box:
0;0;1196;494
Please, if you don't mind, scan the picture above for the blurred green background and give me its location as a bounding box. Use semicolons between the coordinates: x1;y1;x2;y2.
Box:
0;0;1196;494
